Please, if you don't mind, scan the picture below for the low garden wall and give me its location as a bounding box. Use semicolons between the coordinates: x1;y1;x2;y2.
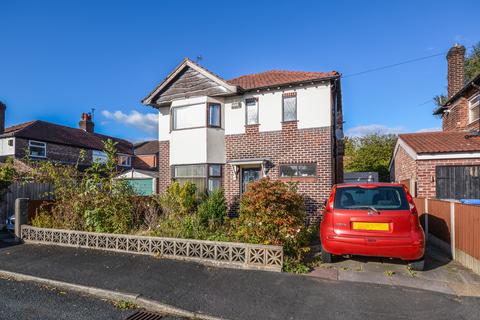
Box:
21;225;283;272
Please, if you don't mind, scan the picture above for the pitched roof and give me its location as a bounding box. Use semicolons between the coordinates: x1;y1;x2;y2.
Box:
134;140;159;155
227;70;340;90
399;131;480;154
142;59;340;105
1;120;133;154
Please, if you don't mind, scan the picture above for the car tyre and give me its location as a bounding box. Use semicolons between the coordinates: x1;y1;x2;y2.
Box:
321;244;333;263
408;258;425;271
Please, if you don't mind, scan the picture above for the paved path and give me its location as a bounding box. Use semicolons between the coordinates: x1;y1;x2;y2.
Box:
0;243;479;320
309;244;480;297
0;277;134;320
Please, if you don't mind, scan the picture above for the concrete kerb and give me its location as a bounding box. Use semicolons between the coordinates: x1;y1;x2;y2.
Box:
0;269;225;320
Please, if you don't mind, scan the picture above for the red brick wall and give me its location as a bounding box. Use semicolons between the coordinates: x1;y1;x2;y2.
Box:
443;98;470;132
416;158;480;198
133;154;157;170
442;79;480;132
157;141;171;194
391;146;417;190
224;121;333;222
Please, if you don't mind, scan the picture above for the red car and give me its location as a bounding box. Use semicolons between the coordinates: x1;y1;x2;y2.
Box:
320;183;425;271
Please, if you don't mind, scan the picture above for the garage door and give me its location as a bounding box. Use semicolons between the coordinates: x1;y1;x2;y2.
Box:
126;179;154;196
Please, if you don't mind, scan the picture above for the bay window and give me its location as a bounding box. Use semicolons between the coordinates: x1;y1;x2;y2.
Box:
208;103;221;127
173;164;222;193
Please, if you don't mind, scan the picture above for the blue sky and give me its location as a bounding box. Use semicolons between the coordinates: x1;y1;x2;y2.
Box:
1;0;479;141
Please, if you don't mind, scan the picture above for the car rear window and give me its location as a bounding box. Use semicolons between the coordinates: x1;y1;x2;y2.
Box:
334;186;409;210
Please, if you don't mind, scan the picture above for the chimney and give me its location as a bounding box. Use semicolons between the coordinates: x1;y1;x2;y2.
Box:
447;44;466;98
79;112;94;133
0;101;6;134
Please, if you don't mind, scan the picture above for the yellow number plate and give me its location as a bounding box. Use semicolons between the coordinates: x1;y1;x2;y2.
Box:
352;222;389;231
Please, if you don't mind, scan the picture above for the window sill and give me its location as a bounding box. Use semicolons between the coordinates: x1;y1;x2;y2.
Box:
245;123;260;127
281;120;298;124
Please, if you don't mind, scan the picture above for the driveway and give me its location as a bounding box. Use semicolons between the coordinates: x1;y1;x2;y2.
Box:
309;244;480;296
0;242;479;320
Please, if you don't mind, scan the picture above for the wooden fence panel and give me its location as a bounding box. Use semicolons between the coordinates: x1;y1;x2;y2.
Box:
427;199;451;243
455;203;480;260
0;182;53;224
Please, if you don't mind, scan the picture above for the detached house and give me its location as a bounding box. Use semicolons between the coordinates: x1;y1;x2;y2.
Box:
142;59;344;221
391;45;480;199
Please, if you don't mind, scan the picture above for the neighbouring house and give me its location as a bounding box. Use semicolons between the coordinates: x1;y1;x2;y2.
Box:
0;105;134;170
116;140;160;195
390;44;480;199
142;58;344;221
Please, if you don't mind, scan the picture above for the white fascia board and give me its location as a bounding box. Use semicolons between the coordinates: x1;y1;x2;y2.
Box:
417;152;480;160
389;138;418;170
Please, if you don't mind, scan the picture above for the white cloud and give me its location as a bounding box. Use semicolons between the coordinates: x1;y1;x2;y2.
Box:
345;124;405;137
416;127;441;133
102;110;158;134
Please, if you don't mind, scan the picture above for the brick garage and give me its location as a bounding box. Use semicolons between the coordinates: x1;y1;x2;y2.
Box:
224;122;333;222
391;131;480;199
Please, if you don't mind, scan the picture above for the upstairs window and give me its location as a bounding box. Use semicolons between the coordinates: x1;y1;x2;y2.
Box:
469;94;480;124
245;98;259;125
29;140;46;158
282;93;297;122
118;154;131;167
208;103;221;127
93;150;108;164
172;104;204;130
279;164;316;178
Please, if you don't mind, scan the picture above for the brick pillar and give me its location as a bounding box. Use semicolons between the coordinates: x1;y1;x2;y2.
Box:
447;44;466;98
158;141;171;194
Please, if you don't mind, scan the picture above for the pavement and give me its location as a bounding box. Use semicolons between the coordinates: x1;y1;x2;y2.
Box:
309;244;480;297
0;276;135;320
0;243;479;320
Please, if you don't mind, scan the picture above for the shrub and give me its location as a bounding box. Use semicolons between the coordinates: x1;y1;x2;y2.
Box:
231;178;306;246
31;139;136;234
197;189;228;229
158;181;197;217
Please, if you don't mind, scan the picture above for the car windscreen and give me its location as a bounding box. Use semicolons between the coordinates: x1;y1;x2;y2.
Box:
334;186;409;210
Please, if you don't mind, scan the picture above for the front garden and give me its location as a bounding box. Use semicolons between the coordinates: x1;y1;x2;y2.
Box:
28;140;318;272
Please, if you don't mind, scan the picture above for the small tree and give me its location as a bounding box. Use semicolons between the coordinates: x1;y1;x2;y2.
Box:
197;189;227;229
344;134;397;182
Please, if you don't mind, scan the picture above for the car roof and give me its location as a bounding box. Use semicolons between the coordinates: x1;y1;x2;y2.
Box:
336;183;404;188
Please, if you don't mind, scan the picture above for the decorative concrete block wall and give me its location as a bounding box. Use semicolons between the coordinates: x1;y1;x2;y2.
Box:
21;225;283;272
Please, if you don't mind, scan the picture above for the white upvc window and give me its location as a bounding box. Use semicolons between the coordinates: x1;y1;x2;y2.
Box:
118;154;131;167
92;150;108;164
282;93;297;122
172;104;205;130
469;94;480;124
245;98;259;125
29;140;46;158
